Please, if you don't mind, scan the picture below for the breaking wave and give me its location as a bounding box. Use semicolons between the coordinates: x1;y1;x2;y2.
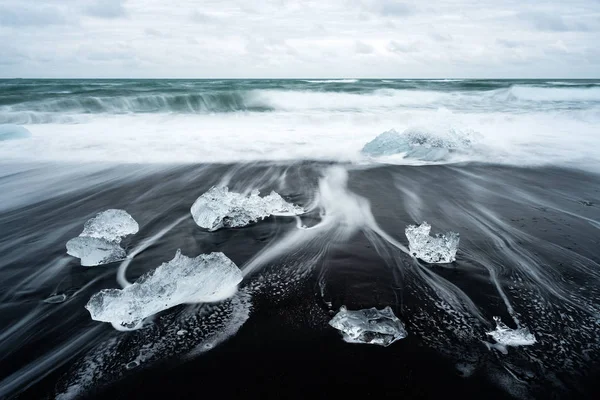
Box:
4;92;274;115
302;79;359;83
502;85;600;102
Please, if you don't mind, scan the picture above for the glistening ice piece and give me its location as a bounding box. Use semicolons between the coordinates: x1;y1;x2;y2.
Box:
190;186;304;231
405;222;459;263
486;316;536;347
329;306;407;346
86;249;243;330
66;210;139;266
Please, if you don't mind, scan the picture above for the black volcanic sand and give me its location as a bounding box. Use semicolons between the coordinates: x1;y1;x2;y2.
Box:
0;162;599;399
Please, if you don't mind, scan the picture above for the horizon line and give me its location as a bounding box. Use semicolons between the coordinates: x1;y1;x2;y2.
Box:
1;77;600;80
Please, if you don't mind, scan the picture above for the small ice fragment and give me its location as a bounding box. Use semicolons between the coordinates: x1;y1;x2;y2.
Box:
486;316;536;347
190;186;304;231
85;249;243;330
328;306;407;347
405;222;459;263
177;330;188;336
79;209;139;242
44;293;68;304
66;237;127;267
66;209;138;267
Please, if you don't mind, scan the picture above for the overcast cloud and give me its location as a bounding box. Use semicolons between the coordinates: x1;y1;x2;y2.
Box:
0;0;599;78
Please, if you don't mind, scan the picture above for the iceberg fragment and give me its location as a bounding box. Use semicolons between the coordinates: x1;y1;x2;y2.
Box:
190;186;304;231
79;209;139;242
405;222;459;263
361;127;475;161
329;306;407;346
85;249;243;330
66;237;127;266
0;124;32;141
66;210;138;267
486;316;536;347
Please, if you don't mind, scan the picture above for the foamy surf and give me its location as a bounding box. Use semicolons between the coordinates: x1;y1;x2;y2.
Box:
0;79;598;170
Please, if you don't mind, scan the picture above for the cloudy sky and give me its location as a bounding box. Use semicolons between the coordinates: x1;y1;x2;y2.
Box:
0;0;599;78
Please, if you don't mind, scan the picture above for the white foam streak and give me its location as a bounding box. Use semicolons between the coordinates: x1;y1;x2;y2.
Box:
509;85;600;102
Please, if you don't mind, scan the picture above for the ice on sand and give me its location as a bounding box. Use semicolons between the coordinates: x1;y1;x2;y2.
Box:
66;210;139;266
191;186;304;231
86;249;243;330
405;222;459;263
78;209;139;242
486;316;536;347
329;306;407;347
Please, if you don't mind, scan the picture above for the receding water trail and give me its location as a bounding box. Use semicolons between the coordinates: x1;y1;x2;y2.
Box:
117;215;188;288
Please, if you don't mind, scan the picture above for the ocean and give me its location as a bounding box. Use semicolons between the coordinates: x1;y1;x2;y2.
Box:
0;79;599;399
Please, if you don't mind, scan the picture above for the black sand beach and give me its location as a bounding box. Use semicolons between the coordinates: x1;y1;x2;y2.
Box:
1;162;599;399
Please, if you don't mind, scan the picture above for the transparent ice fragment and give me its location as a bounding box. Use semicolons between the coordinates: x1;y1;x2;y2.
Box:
66;237;127;267
361;127;475;161
405;222;459;263
85;249;243;330
0;124;32;141
486;316;536;347
190;186;304;231
329;306;407;347
79;209;139;242
66;209;139;266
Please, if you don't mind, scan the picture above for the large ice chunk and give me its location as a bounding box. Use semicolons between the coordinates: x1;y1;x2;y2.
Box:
85;249;243;330
66;209;139;266
0;124;32;141
405;222;459;263
361;127;475;161
191;186;304;231
329;306;407;346
486;316;536;347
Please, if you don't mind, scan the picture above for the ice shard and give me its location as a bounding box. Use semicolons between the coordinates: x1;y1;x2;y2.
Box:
85;249;243;330
405;222;459;263
78;209;139;241
329;306;407;346
66;210;139;267
190;186;304;231
486;316;536;347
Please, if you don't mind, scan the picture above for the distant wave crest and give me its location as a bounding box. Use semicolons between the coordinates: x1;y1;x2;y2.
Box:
501;85;600;102
5;92;275;115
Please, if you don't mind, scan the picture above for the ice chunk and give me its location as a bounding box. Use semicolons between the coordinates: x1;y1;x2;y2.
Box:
191;186;304;231
79;209;139;242
0;124;31;141
329;306;407;346
85;249;243;330
361;129;407;157
66;237;127;267
66;209;138;266
361;127;475;161
486;316;536;347
405;222;459;263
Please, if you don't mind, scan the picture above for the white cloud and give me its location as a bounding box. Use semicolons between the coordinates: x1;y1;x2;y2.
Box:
83;0;127;19
355;40;375;54
0;0;598;78
0;4;67;26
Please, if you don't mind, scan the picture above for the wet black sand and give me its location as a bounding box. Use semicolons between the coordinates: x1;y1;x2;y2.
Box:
0;162;599;399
